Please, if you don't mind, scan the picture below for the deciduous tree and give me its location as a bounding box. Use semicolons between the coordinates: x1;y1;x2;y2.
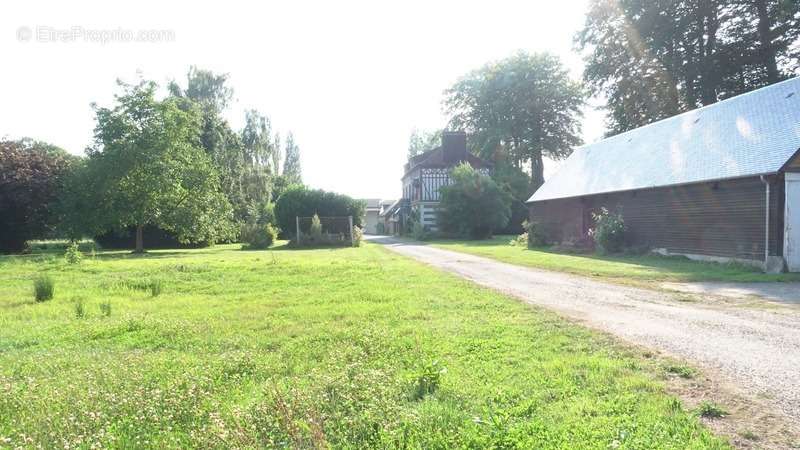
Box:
407;128;442;159
282;132;302;185
445;52;584;190
87;80;234;252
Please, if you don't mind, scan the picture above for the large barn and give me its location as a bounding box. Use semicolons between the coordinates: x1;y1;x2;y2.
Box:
528;77;800;272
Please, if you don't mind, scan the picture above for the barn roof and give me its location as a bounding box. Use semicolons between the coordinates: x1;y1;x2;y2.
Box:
528;77;800;203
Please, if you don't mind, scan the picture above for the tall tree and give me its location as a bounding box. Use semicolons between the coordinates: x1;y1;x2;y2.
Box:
241;109;274;169
578;0;800;135
282;132;302;185
444;52;584;190
169;68;248;222
87;80;234;252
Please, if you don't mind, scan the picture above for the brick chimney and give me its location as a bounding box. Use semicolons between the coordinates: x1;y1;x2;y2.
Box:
441;131;467;164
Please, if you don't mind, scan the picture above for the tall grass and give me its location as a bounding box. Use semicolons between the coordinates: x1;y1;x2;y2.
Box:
33;275;54;302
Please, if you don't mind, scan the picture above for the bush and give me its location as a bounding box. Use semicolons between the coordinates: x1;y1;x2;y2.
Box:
34;275;54;302
590;207;625;254
352;226;363;247
492;163;532;235
510;233;528;247
275;186;365;238
310;214;323;240
64;241;83;264
525;220;547;247
438;163;512;239
99;301;112;317
241;223;279;250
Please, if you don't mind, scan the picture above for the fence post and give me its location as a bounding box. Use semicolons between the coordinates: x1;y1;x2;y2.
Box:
296;216;300;245
348;215;354;246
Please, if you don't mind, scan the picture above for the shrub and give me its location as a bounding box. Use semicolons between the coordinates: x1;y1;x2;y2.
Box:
352;226;363;247
99;301;112;317
241;223;279;250
0;139;76;253
64;241;83;264
590;207;625;254
510;232;528;247
438;163;512;239
310;214;323;240
34;275;54;302
525;220;547;247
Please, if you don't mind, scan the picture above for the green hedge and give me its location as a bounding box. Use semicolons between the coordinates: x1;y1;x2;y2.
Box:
275;186;365;237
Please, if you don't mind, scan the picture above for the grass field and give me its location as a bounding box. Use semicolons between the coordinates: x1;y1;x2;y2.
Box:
0;243;728;449
427;236;800;284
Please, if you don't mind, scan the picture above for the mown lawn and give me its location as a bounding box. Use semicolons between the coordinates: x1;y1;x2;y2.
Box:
0;243;728;449
427;236;800;284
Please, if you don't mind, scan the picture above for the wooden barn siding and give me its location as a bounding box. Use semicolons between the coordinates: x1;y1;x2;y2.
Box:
529;175;784;261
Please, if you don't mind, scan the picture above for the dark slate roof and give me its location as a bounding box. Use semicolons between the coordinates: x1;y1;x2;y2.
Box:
404;146;492;178
528;77;800;203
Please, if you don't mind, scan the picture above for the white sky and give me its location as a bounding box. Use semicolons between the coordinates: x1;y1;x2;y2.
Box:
1;0;606;200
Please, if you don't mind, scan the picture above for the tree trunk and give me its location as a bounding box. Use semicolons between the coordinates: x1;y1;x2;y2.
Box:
755;0;779;83
530;152;544;192
699;2;720;105
134;224;144;253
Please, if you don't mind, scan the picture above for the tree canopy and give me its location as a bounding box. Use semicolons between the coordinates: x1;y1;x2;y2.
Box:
577;0;800;135
80;80;235;252
444;52;584;190
282;132;302;186
407;128;442;160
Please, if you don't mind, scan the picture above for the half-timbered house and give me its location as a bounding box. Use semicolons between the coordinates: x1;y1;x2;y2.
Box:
388;131;492;232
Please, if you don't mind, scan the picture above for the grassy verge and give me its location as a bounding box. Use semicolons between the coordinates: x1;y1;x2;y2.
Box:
425;236;800;284
0;243;728;448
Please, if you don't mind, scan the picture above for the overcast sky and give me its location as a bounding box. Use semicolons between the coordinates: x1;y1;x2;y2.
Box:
1;0;606;200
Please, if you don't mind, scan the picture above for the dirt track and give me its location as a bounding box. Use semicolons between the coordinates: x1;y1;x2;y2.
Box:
371;236;800;427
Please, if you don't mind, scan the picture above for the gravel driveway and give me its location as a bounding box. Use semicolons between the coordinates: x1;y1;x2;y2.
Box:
370;236;800;424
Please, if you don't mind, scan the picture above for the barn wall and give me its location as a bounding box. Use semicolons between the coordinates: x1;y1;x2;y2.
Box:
529;175;783;261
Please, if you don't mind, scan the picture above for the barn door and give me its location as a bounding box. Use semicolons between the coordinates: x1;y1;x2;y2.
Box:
785;173;800;272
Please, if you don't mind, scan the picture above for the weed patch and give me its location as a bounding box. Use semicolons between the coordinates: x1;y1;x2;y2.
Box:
697;401;728;418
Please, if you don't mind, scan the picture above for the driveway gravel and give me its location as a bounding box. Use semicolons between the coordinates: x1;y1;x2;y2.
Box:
370;236;800;424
